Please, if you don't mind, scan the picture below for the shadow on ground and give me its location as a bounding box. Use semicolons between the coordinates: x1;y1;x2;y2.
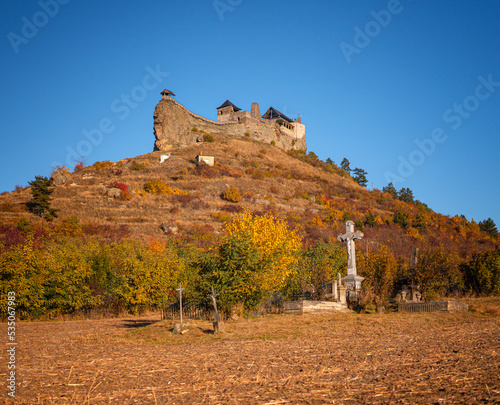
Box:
120;319;159;329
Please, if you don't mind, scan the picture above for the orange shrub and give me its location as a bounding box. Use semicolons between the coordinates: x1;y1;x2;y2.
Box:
143;180;187;196
222;186;242;203
120;190;132;201
92;161;114;171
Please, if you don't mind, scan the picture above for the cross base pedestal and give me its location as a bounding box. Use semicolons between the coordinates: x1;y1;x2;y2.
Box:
342;274;365;291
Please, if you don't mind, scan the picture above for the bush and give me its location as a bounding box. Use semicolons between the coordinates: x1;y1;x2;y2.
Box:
143;180;187;196
222;204;244;213
203;134;214;142
93;161;114;171
113;183;128;192
244;131;251;137
16;217;33;234
222;186;242;203
131;161;147;171
171;194;195;207
74;161;85;172
51;165;70;176
120;190;132;201
355;220;364;232
194;164;219;179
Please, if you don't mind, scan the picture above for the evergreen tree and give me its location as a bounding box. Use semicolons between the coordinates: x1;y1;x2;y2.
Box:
478;218;498;238
353;167;368;187
340;158;351;174
397;187;415;204
382;182;398;199
393;211;408;228
325;158;334;165
28;176;59;221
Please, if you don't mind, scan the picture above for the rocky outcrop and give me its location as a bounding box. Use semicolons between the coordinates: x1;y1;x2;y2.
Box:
153;99;307;152
51;171;71;186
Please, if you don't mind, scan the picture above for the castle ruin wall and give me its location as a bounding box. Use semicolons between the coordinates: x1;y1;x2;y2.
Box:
153;99;307;152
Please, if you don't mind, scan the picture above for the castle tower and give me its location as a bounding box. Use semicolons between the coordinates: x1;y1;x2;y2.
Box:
161;89;176;101
216;99;241;122
251;102;261;119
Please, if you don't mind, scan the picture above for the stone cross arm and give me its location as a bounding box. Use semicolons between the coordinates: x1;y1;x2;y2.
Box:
337;230;364;243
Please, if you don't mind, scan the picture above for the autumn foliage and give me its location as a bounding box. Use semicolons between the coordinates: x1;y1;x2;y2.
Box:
199;211;302;311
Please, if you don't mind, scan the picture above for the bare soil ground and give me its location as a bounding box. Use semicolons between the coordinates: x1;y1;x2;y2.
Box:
2;298;500;404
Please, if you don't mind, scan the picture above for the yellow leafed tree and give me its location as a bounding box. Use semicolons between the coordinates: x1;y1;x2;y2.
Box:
222;211;302;293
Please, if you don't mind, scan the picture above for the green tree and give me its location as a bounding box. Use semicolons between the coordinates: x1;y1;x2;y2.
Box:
198;235;264;312
353;167;368;187
288;241;346;296
199;211;302;312
325;158;334;165
364;212;379;228
478;218;498;238
308;151;319;160
462;249;500;295
340;158;351;174
382;182;398;199
393;211;408;229
28;176;59;221
397;187;414;204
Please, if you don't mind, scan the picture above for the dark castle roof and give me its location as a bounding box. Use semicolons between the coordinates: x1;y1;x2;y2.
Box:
262;107;293;123
216;99;241;112
161;89;176;96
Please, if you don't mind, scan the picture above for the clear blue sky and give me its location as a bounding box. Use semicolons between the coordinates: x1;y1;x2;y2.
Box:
1;0;499;227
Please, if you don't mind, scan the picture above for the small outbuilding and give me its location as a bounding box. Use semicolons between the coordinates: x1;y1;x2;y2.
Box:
161;89;176;101
195;154;215;166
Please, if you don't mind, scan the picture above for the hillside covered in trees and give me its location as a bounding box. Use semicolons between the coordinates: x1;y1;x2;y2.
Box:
0;135;498;318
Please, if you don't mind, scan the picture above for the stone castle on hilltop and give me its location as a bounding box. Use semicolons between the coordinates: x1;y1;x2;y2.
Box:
153;89;306;152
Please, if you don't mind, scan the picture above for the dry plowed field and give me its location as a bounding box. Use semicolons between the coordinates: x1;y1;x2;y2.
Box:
2;300;500;404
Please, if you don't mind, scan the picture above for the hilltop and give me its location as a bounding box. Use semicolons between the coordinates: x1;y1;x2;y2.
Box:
153;90;307;152
0;133;497;258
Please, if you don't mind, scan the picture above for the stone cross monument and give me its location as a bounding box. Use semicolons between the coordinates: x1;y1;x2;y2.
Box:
337;220;364;291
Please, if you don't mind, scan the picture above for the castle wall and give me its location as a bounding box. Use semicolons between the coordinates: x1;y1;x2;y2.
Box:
294;122;305;140
153;99;307;152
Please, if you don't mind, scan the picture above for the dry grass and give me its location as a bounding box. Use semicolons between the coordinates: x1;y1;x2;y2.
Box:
0;138;352;240
464;296;500;315
8;298;500;404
